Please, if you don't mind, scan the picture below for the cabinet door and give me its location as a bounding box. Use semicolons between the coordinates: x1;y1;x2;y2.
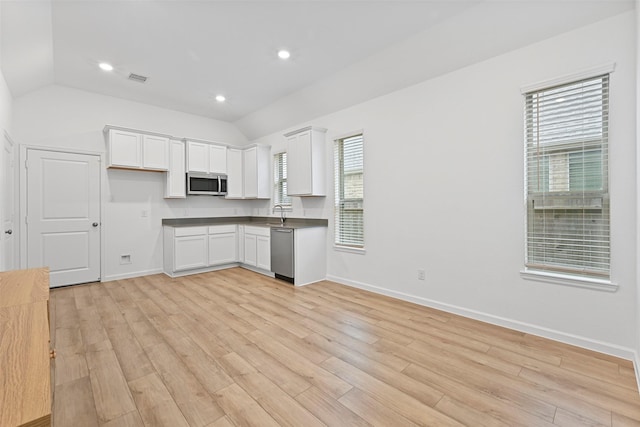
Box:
256;235;271;271
174;235;207;271
243;147;257;198
209;145;227;174
109;129;141;168
165;140;186;198
244;233;257;266
208;232;237;265
187;141;209;173
142;135;169;170
226;148;243;198
287;131;312;195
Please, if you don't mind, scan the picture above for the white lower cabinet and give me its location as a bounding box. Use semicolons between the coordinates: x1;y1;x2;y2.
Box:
243;234;257;267
256;236;271;271
243;226;270;271
173;227;208;271
164;224;238;276
164;222;325;283
208;225;237;265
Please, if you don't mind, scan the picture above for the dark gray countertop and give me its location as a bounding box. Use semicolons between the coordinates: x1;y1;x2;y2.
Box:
162;216;328;229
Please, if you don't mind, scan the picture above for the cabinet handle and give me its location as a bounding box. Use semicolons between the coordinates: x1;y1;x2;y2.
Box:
92;222;99;227
49;349;56;359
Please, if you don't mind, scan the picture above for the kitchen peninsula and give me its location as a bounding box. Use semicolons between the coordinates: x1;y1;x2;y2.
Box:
162;217;328;286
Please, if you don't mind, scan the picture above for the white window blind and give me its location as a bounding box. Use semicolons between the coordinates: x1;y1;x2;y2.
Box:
273;152;291;207
335;134;364;247
525;74;609;278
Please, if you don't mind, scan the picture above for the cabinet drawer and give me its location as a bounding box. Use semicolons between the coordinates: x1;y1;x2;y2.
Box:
174;226;208;237
208;224;236;234
244;225;270;237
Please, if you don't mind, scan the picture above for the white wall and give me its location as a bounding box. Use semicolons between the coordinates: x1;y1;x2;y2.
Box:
636;0;640;377
0;0;13;132
254;11;638;356
0;71;11;133
13;85;261;281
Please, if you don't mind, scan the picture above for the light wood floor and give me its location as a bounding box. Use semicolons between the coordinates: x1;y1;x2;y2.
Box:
50;267;640;427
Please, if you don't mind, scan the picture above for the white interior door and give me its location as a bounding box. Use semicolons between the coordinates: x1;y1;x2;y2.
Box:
27;149;101;287
1;134;15;271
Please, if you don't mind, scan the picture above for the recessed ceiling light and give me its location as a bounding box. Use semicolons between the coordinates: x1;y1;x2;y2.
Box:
215;95;226;102
277;50;291;60
99;62;113;71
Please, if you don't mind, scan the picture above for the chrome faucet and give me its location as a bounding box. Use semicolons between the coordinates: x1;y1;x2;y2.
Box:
273;204;286;225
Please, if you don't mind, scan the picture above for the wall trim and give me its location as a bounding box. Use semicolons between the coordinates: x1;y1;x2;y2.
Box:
102;268;164;282
326;274;636;361
520;62;616;94
634;352;640;394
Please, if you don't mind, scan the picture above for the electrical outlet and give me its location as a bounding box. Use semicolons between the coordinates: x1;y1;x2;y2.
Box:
417;269;426;280
141;210;148;218
120;254;131;265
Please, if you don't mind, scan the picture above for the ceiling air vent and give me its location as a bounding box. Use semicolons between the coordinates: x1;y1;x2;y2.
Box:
128;73;148;83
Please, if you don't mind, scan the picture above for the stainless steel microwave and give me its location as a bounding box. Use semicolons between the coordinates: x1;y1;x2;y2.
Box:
187;173;228;196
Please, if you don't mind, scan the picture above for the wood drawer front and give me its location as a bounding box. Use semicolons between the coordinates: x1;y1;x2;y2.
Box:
0;301;51;427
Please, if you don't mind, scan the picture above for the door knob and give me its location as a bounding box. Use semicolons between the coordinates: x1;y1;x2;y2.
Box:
92;222;99;227
4;229;12;235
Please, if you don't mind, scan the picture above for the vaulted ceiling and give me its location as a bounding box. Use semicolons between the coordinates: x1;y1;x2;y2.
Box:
1;1;633;139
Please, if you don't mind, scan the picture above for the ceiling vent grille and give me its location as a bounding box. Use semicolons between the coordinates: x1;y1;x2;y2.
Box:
128;73;148;83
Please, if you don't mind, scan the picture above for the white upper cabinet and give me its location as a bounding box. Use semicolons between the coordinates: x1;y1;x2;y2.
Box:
165;139;186;199
285;126;326;196
186;140;227;174
209;145;227;174
243;145;270;199
142;135;170;170
106;128;169;171
108;129;140;168
226;148;243;199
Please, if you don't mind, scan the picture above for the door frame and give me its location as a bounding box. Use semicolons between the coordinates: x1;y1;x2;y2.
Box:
0;131;16;270
20;145;105;283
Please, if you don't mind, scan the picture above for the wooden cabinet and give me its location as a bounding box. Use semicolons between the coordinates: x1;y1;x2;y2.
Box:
106;128;169;171
208;225;237;265
165;139;186;198
226;148;243;199
244;225;270;271
285;126;327;196
0;267;52;427
243;145;270;199
186;141;227;174
173;227;208;271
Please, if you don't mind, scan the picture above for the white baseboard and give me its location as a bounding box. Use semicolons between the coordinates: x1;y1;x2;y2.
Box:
102;268;164;282
326;274;636;361
634;352;640;392
164;263;241;278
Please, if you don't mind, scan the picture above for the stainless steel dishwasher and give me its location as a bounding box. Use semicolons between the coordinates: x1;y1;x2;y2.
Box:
271;227;294;284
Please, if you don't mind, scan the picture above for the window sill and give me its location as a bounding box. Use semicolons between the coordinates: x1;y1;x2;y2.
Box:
334;245;366;255
520;269;617;292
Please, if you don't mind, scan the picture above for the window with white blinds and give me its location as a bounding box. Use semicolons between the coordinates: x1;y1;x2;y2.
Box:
273;152;291;207
335;134;364;248
525;74;609;279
